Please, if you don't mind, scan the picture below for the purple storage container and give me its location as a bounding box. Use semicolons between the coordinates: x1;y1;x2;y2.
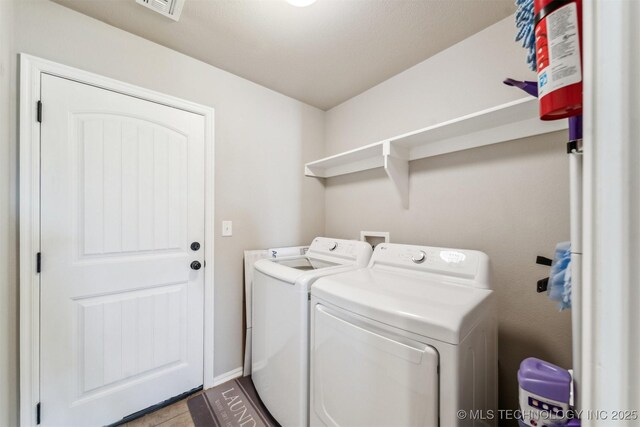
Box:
518;358;572;403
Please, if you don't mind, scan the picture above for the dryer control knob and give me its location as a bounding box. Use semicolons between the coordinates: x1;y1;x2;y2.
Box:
329;242;338;251
412;251;426;264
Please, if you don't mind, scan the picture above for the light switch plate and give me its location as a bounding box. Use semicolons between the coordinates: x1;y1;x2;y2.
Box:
222;221;233;237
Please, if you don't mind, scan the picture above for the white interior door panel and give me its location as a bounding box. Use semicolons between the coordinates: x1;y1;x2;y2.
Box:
40;74;206;426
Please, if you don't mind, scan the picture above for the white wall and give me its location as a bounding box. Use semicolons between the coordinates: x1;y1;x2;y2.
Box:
0;1;17;426
1;0;325;423
323;16;573;417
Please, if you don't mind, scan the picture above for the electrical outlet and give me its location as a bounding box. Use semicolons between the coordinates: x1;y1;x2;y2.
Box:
222;221;233;237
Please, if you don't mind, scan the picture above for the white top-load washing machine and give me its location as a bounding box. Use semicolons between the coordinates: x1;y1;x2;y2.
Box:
310;243;498;427
243;245;309;376
252;237;373;427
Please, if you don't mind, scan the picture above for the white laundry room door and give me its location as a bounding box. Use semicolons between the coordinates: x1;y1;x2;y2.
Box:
39;74;205;426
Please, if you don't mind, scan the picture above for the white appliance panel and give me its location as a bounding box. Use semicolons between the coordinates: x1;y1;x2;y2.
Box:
252;270;309;426
251;237;373;426
311;303;439;427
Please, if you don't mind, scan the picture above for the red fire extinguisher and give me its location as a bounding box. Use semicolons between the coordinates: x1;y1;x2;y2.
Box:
534;0;583;120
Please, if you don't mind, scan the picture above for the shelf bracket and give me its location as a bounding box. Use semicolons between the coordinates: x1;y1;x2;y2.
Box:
383;141;409;209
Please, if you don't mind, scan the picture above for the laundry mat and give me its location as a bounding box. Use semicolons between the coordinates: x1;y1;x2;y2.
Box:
187;376;279;427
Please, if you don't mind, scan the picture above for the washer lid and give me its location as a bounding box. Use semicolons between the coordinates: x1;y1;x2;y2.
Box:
253;237;373;285
272;257;340;271
312;269;493;344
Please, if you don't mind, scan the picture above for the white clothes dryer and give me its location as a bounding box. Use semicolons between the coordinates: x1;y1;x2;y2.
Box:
310;243;498;427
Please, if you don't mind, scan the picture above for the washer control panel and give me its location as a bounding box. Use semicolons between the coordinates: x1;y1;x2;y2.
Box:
307;237;373;266
310;238;352;255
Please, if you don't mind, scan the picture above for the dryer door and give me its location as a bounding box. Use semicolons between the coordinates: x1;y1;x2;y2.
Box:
311;303;439;427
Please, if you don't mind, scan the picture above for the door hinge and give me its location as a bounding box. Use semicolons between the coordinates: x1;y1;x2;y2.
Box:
36;402;41;424
36;252;41;273
36;101;42;123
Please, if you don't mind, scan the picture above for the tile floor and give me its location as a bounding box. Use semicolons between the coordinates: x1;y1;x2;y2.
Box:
123;393;201;427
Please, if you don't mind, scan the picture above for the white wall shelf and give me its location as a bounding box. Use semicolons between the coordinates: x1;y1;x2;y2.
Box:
305;97;568;208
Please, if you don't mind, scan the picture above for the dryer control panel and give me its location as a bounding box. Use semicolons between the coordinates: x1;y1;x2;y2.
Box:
371;244;490;289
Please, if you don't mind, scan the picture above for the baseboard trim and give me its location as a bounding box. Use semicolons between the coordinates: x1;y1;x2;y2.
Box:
212;367;243;387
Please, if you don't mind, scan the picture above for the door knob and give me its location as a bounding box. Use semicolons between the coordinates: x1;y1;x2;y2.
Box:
191;261;202;270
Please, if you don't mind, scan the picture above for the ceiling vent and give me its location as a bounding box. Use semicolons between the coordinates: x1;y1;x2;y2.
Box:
135;0;185;21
